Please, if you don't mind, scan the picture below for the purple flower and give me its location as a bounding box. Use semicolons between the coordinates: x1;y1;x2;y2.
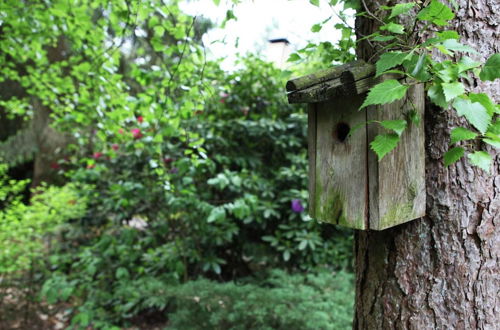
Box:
170;167;178;174
291;199;304;213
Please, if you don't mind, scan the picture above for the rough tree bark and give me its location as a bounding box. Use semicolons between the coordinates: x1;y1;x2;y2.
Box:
354;1;500;329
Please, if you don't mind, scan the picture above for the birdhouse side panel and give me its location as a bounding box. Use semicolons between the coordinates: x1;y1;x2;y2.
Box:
367;83;426;230
314;96;368;230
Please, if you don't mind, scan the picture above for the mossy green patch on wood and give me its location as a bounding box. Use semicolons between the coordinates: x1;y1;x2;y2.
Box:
377;202;414;230
314;168;365;229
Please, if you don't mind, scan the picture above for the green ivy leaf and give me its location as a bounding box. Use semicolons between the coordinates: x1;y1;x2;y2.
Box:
468;151;492;173
287;53;301;62
417;0;455;26
388;3;416;19
441;82;465;101
441;39;477;54
479;53;500;81
360;80;409;109
458;56;481;73
436;30;459;40
380;120;407;137
444;147;464;166
469;93;497;116
380;22;405;34
483;137;500;148
311;23;322;32
370;133;400;160
452;98;491;134
375;52;409;77
450;127;477;144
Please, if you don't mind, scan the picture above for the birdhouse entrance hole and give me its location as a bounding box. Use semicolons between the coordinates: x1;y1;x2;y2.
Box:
335;122;350;142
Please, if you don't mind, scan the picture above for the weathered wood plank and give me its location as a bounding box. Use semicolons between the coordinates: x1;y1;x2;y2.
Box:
367;82;426;230
287;70;394;104
314;95;368;229
308;104;317;217
286;60;370;92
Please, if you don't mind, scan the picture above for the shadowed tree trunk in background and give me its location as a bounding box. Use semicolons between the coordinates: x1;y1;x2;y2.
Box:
353;1;499;329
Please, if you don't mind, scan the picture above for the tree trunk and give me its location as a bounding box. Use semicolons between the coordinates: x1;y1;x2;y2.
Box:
354;1;500;329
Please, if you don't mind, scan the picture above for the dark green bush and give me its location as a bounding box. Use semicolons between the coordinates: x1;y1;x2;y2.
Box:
166;269;354;330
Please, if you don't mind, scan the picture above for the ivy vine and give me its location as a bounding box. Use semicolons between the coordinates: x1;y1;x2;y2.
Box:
303;0;499;172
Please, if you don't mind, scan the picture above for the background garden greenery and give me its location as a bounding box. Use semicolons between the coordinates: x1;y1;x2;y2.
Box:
0;0;355;328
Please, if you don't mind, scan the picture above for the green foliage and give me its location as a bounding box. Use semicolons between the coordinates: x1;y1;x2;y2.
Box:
43;268;354;329
356;0;500;171
480;54;500;81
0;164;86;273
360;79;409;109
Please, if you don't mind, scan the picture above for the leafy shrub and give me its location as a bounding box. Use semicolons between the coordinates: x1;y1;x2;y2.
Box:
167;269;354;330
0;164;87;273
43;268;354;329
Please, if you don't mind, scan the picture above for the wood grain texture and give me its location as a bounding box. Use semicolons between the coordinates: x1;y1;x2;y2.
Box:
314;95;367;229
367;83;426;230
307;104;317;217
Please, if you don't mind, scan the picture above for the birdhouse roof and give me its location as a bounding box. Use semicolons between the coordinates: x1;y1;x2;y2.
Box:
286;60;376;104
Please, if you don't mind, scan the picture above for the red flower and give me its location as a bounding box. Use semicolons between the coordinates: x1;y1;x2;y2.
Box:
111;144;119;151
137;116;144;123
118;128;124;135
131;128;142;139
93;152;103;159
50;162;60;170
163;157;174;164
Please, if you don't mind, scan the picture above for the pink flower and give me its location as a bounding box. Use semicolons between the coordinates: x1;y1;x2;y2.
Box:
111;144;119;151
93;152;103;159
118;128;124;135
131;128;142;139
137;116;144;123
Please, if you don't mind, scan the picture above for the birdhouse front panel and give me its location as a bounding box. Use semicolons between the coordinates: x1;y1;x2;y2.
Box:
309;95;368;230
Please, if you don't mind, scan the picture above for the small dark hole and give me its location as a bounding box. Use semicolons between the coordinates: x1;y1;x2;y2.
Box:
335;122;350;142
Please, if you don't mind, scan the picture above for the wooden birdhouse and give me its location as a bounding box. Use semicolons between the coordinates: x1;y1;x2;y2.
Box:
286;60;425;230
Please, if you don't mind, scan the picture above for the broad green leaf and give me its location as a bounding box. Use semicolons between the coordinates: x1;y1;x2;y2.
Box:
360;80;409;108
441;82;464;101
483;138;500;148
441;39;477;54
380;22;405;34
375;52;410;77
452;98;491;134
309;0;320;6
469;93;496;116
458;56;481;73
207;207;226;223
444;147;464;166
311;24;322;32
380;120;407;136
450;127;477;144
388;3;416;19
488;120;500;134
370;133;400;160
479;53;500;81
417;0;455;26
468;151;492;173
427;84;448;108
436;30;459;40
287;53;301;62
404;54;431;81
